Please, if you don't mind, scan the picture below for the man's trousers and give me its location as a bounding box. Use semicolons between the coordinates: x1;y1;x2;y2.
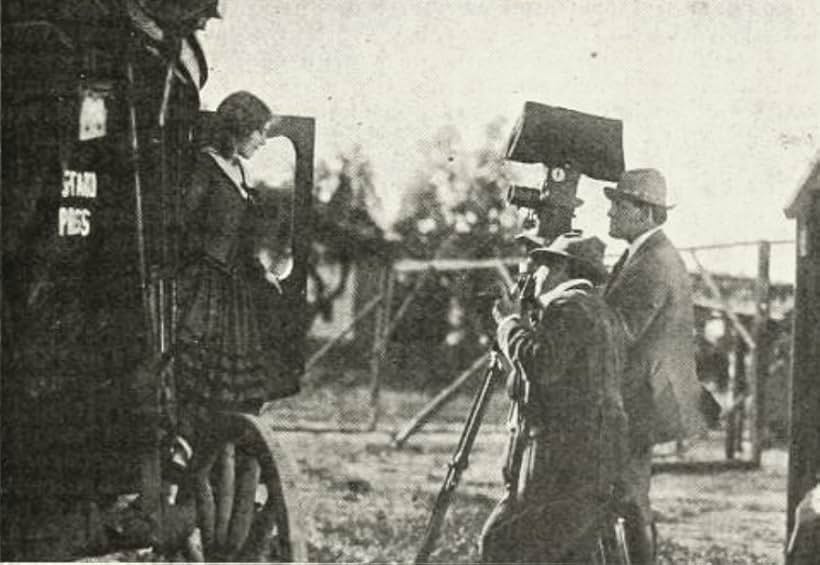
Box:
621;443;656;564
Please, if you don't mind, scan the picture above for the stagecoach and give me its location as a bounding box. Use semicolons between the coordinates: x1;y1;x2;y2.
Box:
2;1;313;560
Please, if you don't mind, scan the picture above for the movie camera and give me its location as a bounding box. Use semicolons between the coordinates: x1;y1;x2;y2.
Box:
504;101;625;243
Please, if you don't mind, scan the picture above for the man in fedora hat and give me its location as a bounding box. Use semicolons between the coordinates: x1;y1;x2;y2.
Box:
480;232;629;563
603;168;708;563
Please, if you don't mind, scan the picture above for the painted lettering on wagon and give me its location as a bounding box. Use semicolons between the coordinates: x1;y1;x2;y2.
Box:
58;170;97;237
61;170;97;198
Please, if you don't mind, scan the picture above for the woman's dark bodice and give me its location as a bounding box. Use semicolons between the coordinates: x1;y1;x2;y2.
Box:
182;152;258;271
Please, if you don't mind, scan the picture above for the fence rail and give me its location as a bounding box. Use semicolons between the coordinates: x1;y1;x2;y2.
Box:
299;238;793;470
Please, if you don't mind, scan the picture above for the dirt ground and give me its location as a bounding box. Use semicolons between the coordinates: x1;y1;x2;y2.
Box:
75;385;789;564
273;420;788;564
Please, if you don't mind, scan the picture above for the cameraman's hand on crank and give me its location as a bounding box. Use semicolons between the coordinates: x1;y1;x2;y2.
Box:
492;283;520;325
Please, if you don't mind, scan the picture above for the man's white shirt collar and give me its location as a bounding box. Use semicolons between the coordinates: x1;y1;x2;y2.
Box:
625;225;663;265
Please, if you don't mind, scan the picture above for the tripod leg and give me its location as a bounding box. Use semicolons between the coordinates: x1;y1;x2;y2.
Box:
415;356;502;564
478;494;513;563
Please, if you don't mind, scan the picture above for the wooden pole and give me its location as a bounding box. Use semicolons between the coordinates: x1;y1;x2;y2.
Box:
367;268;387;431
691;249;756;462
366;266;434;430
725;338;740;461
368;266;393;431
373;268;434;358
750;240;771;467
392;352;490;447
394;257;521;273
734;343;746;456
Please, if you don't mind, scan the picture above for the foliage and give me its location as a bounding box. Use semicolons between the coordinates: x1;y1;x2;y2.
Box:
393;119;521;260
314;144;386;260
388;120;525;384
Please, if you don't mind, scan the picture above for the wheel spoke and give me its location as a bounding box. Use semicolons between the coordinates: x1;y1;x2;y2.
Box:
214;442;236;551
226;455;260;558
184;412;306;562
192;447;220;550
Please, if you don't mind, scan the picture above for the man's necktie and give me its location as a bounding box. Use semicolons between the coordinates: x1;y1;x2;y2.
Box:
605;250;630;293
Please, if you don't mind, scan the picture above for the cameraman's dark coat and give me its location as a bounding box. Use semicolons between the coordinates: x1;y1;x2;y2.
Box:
603;230;707;449
480;280;628;563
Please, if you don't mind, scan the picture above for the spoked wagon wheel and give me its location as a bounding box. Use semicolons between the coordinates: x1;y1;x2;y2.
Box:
185;412;307;562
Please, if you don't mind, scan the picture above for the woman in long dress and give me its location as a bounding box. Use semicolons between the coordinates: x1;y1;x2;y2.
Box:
172;90;286;457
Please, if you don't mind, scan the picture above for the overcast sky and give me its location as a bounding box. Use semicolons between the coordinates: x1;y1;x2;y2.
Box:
199;0;819;280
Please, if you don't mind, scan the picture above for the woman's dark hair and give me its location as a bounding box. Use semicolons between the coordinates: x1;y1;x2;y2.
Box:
213;91;272;158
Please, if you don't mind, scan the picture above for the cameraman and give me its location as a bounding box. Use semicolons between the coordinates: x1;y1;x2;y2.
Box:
480;233;628;563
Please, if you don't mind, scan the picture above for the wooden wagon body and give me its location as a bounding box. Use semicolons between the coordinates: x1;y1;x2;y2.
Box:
2;2;313;560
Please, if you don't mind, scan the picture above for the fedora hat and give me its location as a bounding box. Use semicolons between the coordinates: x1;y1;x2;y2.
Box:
604;168;674;209
530;232;608;284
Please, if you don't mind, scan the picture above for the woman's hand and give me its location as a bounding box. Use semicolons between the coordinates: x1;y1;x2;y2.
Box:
264;270;283;294
257;248;293;295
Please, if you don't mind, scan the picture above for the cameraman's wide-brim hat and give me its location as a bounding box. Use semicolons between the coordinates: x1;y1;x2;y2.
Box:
604;168;675;209
530;232;608;284
514;228;547;249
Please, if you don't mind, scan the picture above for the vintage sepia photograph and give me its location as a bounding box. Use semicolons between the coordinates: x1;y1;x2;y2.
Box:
2;1;819;563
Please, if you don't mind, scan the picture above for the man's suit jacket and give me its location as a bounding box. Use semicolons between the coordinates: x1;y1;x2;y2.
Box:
604;230;707;447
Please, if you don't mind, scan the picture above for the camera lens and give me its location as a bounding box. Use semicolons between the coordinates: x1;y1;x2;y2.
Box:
506;185;542;208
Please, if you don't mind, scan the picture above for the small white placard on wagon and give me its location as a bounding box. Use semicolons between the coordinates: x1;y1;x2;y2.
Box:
78;88;107;141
